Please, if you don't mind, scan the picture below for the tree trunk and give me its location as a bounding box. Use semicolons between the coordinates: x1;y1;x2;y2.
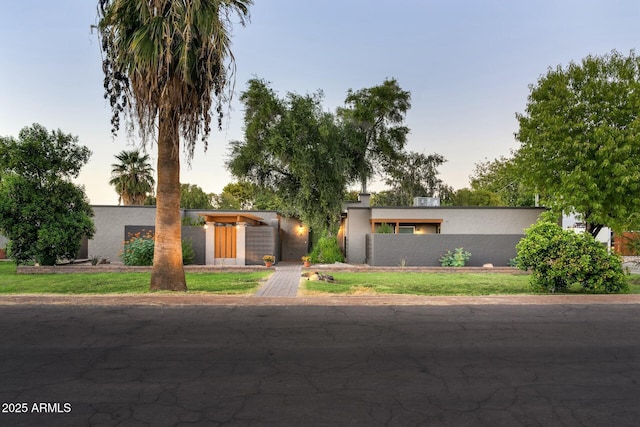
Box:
150;107;186;291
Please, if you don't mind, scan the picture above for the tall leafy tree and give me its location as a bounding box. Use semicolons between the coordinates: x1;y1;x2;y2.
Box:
109;150;155;205
516;50;640;236
98;0;251;290
0;124;95;265
212;181;272;210
180;183;213;209
382;151;448;205
448;188;504;206
470;156;536;207
338;78;411;193
227;78;349;230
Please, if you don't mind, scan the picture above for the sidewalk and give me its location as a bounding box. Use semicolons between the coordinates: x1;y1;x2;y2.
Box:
253;263;302;297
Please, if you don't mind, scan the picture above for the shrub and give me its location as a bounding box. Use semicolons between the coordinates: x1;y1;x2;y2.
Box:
121;231;195;266
181;239;195;265
376;223;394;234
309;233;344;264
181;217;205;226
516;214;628;293
439;247;471;267
121;232;155;266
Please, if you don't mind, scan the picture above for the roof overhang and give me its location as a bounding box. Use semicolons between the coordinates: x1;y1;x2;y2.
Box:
198;212;265;226
370;218;443;233
370;218;443;224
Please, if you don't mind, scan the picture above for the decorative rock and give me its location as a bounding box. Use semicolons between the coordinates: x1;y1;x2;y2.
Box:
483;263;494;268
301;271;335;282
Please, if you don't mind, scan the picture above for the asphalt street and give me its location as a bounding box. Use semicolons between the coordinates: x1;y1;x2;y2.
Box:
0;302;639;426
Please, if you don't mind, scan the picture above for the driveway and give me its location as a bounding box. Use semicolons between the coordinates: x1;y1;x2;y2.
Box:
0;300;639;426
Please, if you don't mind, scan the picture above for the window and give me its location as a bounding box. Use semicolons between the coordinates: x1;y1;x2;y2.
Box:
398;226;415;234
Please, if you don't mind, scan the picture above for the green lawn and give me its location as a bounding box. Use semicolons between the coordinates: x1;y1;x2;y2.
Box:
0;262;271;294
1;262;638;296
628;275;640;293
303;271;640;296
303;272;531;295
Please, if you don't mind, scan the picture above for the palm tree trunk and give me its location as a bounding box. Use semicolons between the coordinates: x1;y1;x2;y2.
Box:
150;106;186;291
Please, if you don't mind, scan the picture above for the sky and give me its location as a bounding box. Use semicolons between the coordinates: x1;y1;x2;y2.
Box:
0;0;638;205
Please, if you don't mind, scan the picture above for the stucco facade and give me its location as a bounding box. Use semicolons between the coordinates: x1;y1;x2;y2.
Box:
89;207;307;265
2;201;544;267
343;200;546;266
91;206;158;262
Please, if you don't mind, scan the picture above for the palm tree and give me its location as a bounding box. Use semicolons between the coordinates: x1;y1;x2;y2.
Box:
109;150;155;206
98;0;252;290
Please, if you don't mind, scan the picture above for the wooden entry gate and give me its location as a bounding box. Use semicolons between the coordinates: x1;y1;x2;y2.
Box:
214;225;237;259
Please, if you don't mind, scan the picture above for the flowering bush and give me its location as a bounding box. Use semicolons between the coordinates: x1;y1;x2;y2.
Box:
121;231;155;266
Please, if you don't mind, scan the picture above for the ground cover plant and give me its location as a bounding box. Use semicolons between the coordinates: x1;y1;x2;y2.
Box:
439;247;472;267
0;263;269;294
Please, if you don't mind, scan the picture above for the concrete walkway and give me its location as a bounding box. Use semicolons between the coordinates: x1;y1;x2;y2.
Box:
253;263;302;297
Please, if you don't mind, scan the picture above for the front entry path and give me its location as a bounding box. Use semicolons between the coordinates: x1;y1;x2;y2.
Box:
254;263;302;297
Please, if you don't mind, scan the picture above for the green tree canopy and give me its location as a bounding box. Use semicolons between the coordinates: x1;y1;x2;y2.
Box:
448;188;504;207
470;156;536;207
0;124;95;265
515;50;640;236
109;150;155;205
212;181;278;210
382;151;449;206
227;78;350;230
180;183;213;209
338;78;411;193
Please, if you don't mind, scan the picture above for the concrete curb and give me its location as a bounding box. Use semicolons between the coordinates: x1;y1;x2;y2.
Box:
1;293;639;306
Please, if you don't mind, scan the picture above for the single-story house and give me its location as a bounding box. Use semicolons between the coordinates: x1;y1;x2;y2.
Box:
1;197;546;267
85;206;309;265
339;194;546;266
